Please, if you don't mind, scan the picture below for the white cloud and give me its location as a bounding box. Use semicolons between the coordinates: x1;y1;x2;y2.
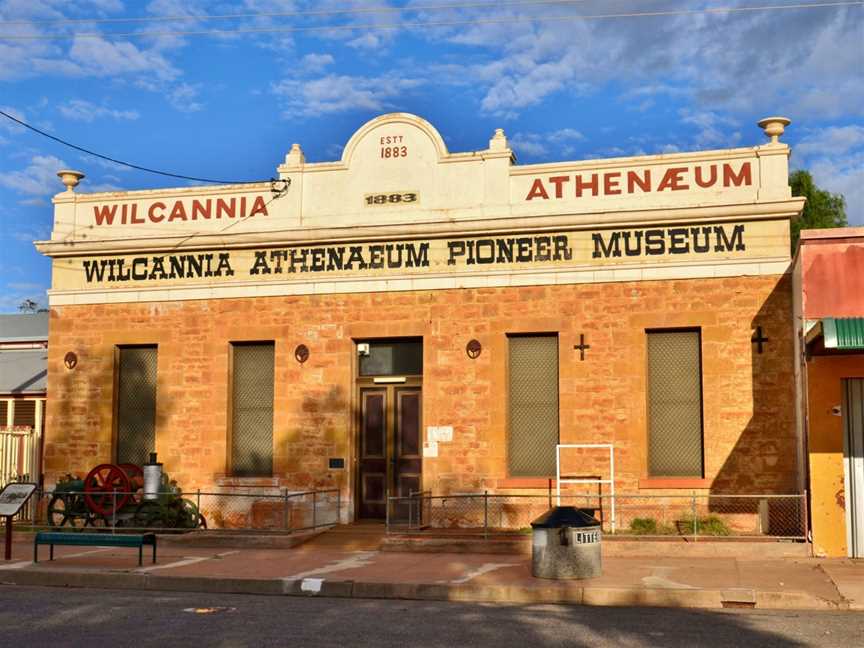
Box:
417;4;862;120
167;83;204;113
509;128;585;159
272;74;422;117
795;125;864;160
509;133;548;157
58;99;140;122
792;125;864;226
347;33;382;51
808;154;864;226
0;105;27;133
679;109;740;148
300;53;335;73
66;36;180;80
0;154;68;196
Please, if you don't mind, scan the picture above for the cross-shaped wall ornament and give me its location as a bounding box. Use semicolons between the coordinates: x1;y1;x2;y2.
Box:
574;334;590;361
751;326;769;354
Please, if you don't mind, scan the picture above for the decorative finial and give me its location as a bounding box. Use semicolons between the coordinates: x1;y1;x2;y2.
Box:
489;128;507;151
757;117;791;144
57;169;85;192
285;142;305;165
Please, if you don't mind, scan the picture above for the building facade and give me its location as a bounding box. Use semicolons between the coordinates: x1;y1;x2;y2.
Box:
0;312;48;488
36;114;804;527
793;228;864;557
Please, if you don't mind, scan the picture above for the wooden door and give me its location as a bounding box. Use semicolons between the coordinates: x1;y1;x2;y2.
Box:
357;384;422;520
358;389;387;519
394;388;422;496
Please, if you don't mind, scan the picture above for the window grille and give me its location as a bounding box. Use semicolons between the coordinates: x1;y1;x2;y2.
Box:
508;335;559;476
231;343;275;477
647;330;704;477
116;346;158;466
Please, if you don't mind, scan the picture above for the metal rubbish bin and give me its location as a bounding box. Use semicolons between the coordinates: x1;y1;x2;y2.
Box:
530;506;602;579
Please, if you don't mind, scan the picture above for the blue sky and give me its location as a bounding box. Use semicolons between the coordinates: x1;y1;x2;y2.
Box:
1;0;862;312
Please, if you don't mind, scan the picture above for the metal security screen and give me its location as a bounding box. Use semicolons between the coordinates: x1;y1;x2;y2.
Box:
508;335;559;476
116;346;157;466
647;330;704;477
231;343;275;477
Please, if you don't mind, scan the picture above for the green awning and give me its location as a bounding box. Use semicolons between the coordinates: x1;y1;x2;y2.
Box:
823;318;864;350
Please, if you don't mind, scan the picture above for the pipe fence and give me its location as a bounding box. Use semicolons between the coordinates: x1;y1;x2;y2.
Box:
11;487;340;535
385;492;809;542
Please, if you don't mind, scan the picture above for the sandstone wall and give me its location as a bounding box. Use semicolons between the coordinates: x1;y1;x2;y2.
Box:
43;273;797;512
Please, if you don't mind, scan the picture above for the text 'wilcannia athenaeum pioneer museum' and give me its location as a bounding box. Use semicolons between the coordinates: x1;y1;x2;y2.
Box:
37;113;805;526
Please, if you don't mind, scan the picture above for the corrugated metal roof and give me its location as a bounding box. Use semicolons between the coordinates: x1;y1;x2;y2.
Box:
0;349;47;393
0;313;49;342
823;318;864;350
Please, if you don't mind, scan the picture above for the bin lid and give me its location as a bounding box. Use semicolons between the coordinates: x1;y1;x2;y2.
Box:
530;506;600;529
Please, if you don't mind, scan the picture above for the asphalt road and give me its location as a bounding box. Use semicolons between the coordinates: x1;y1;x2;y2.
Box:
1;585;862;648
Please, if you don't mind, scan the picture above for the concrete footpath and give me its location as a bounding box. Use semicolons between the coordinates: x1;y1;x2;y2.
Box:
1;527;861;611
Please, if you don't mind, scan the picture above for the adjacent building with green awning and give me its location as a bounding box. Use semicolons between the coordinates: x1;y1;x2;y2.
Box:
823;318;864;350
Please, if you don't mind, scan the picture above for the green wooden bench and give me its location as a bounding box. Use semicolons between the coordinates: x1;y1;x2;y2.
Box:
34;532;157;566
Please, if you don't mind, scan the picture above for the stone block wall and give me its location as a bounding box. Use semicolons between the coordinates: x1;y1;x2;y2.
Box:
43;273;797;518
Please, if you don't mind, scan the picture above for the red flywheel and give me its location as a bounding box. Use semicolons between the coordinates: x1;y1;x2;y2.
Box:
84;463;132;516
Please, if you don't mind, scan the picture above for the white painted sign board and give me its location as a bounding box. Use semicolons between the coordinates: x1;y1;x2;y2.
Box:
427;426;453;443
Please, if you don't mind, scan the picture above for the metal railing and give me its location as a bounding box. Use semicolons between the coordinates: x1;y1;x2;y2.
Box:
13;487;341;535
386;492;809;542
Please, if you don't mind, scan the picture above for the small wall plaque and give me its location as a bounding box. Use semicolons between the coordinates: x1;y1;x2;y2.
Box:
328;457;345;469
466;339;482;359
64;351;78;370
427;426;453;443
294;344;310;364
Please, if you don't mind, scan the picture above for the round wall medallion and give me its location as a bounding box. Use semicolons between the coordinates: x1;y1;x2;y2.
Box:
63;351;78;370
294;344;310;364
466;339;482;359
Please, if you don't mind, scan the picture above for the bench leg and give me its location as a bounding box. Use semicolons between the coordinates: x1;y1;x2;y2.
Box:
49;544;54;561
33;540;37;564
139;545;143;567
152;540;157;564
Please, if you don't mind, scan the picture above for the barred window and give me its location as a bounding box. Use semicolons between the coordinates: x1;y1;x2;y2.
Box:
646;330;704;477
508;334;559;476
230;343;275;477
116;346;158;466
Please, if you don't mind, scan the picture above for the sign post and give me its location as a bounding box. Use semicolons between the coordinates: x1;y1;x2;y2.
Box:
0;483;38;560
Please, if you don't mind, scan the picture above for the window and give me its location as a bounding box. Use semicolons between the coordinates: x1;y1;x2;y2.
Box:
358;339;423;376
230;343;275;477
646;330;705;477
508;334;559;476
116;346;158;466
12;400;36;427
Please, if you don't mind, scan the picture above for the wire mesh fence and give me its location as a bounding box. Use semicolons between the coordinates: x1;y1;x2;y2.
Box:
13;487;340;534
386;492;808;541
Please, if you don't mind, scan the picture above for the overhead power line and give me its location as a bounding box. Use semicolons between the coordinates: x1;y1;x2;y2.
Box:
0;109;263;185
0;2;859;40
0;0;601;26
